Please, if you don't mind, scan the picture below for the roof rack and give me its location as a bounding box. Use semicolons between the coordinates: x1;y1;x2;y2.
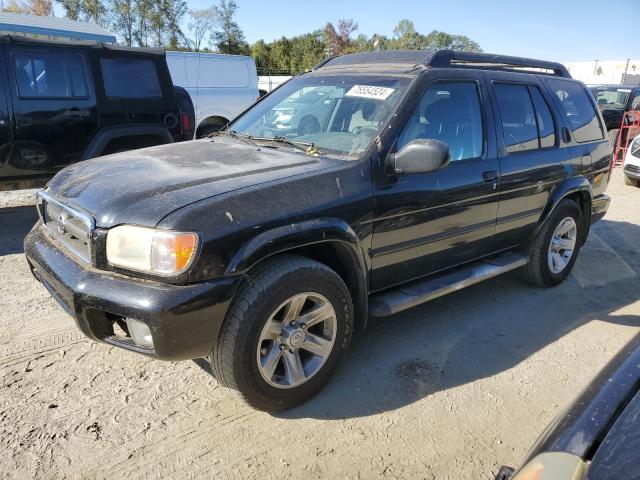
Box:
314;50;572;78
427;50;571;78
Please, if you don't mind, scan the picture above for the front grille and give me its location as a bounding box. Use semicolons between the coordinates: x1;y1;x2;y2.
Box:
37;192;94;264
625;164;640;174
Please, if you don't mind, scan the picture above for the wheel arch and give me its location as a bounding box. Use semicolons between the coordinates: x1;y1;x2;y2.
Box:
196;116;230;137
536;177;592;245
226;218;369;330
81;123;173;161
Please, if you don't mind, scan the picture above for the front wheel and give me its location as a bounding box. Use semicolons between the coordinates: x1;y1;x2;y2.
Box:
625;174;639;187
210;255;353;411
521;199;582;287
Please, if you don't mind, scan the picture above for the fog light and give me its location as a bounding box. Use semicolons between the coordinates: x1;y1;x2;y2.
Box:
126;318;154;348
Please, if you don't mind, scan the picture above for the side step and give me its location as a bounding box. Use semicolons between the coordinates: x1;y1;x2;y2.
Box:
369;252;528;317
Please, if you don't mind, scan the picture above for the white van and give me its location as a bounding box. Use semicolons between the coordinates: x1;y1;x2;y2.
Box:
166;51;259;138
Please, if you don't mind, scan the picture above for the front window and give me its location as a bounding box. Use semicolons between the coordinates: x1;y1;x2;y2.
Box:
230;75;410;158
588;86;631;110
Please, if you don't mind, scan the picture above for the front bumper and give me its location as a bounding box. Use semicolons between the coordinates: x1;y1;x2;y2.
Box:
624;164;640;180
24;223;240;361
591;193;610;224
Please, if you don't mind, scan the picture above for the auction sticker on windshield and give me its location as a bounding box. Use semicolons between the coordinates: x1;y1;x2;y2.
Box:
346;85;395;100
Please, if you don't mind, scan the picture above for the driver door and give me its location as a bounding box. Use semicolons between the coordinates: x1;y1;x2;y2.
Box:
371;72;501;291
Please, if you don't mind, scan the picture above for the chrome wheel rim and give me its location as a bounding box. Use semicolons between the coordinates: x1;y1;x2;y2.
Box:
256;292;337;389
547;217;577;274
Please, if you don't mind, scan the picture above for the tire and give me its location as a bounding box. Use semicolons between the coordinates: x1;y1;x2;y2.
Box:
210;255;354;411
521;199;582;287
297;116;320;136
609;128;621;162
625;174;639;187
608;128;620;149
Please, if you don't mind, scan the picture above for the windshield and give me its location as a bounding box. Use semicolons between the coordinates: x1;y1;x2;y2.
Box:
589;86;631;110
230;74;410;158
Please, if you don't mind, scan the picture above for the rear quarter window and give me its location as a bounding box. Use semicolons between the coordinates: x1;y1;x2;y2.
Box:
548;79;604;143
100;57;162;99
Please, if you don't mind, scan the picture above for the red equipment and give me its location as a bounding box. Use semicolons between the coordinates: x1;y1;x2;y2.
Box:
613;110;640;166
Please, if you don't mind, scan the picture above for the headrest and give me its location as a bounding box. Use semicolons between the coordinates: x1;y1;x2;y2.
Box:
424;98;460;125
499;100;528;125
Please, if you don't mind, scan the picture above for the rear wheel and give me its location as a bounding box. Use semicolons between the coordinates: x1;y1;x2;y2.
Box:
210;255;353;411
521;199;582;287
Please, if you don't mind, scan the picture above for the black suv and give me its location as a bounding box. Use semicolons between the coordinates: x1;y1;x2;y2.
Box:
0;36;194;191
24;50;611;411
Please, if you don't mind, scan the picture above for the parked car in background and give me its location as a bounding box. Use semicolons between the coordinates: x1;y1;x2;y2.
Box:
25;50;611;411
0;36;194;191
166;51;259;138
623;134;640;186
588;84;640;148
496;332;640;480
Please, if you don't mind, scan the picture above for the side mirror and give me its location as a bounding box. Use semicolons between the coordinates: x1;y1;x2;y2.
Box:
393;139;450;174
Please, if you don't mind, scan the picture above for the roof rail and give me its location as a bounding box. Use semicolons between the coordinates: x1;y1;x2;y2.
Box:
428;50;571;78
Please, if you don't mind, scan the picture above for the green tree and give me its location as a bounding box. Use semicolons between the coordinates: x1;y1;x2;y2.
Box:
112;0;136;46
56;0;81;20
212;0;248;54
187;7;215;51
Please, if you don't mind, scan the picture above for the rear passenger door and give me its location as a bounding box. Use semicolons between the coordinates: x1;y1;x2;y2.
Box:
486;73;570;247
8;45;97;176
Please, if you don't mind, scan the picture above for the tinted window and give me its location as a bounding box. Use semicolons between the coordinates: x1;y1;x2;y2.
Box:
529;86;556;148
397;82;483;161
14;50;88;98
548;79;603;143
494;84;538;153
100;58;161;99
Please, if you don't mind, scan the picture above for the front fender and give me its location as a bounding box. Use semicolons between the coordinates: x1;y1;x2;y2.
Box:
225;218;369;329
226;218;366;275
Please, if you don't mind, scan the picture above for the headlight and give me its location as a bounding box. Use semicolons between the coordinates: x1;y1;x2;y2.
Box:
106;225;198;276
631;136;640;156
511;452;587;480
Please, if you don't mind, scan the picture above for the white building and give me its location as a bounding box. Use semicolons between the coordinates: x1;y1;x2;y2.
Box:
0;12;116;43
564;59;640;85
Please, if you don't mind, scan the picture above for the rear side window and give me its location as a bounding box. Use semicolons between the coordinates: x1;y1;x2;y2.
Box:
548;79;603;143
529;87;556;148
100;58;161;99
494;84;538;153
13;50;88;98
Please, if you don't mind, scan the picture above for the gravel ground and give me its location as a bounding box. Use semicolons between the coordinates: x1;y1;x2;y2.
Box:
0;189;38;209
0;169;639;480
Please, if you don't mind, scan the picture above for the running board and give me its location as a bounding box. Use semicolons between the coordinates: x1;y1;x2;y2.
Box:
369;252;529;317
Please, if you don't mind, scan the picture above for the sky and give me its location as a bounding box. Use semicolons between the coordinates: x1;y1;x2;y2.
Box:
55;0;640;62
192;0;640;62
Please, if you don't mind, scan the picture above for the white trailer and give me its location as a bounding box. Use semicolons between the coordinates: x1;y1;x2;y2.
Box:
166;51;259;137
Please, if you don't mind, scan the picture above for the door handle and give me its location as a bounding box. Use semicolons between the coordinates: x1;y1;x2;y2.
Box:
64;108;90;118
483;170;498;182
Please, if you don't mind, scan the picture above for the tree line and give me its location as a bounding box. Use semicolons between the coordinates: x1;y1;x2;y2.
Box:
0;0;482;75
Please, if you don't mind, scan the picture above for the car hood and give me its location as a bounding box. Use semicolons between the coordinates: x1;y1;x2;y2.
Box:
46;137;334;228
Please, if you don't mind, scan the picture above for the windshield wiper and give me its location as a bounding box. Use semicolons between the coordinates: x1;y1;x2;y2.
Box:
252;136;320;156
216;129;259;147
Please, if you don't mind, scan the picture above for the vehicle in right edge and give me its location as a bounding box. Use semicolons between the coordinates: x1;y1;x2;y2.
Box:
24;50;612;411
496;332;640;480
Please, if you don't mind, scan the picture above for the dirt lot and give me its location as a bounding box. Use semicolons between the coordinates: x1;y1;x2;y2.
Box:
1;169;639;480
